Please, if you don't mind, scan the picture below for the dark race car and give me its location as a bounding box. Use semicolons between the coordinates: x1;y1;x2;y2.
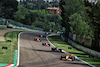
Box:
39;34;43;37
39;34;46;38
34;37;41;42
45;32;51;35
42;43;50;46
60;53;75;61
51;47;62;52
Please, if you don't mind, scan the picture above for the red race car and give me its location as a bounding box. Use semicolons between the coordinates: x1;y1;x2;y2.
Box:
42;43;50;46
51;47;62;52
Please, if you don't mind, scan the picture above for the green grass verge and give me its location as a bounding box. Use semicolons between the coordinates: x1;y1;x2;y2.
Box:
48;35;100;67
0;31;21;64
0;25;7;29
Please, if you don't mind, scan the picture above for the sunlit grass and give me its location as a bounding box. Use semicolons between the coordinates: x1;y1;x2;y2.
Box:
0;31;21;64
48;35;100;67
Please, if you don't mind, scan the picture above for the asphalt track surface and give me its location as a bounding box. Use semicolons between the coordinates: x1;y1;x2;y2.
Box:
19;32;90;67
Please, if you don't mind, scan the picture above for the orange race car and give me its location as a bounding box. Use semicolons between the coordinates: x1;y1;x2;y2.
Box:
60;53;75;61
34;37;41;42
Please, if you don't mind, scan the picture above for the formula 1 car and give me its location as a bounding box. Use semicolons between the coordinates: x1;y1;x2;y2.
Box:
45;32;51;35
60;53;75;61
42;43;50;46
39;34;46;38
51;47;62;52
34;37;41;42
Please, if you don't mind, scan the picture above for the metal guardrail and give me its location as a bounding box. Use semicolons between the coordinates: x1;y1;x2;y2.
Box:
7;19;44;32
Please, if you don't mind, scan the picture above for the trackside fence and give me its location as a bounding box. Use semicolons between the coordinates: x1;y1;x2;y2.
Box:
61;34;100;58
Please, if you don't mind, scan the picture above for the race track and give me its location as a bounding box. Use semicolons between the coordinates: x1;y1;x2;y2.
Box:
19;32;90;67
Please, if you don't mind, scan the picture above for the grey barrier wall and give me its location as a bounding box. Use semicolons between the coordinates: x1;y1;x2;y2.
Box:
7;19;44;31
61;34;66;41
73;34;76;41
61;34;100;58
68;32;100;49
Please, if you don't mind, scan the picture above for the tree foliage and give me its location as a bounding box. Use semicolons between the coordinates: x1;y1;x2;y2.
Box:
14;5;29;22
20;0;59;10
69;13;92;37
0;0;18;19
59;0;84;27
14;6;62;31
84;0;100;48
59;0;87;42
60;0;100;50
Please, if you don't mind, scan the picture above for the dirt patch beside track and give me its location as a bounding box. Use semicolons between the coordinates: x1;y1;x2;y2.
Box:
19;33;90;67
0;28;27;41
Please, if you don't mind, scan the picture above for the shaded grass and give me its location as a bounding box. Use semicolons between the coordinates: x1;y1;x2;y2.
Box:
48;35;100;67
0;31;21;64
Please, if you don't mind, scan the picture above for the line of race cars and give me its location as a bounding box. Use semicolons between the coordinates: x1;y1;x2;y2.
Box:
34;32;75;61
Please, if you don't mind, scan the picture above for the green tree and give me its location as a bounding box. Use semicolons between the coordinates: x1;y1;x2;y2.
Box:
21;0;47;10
30;10;62;31
84;0;100;49
59;0;85;42
14;5;29;22
14;5;62;31
23;10;38;25
0;0;18;19
60;0;84;27
69;13;92;37
20;0;59;10
27;2;34;10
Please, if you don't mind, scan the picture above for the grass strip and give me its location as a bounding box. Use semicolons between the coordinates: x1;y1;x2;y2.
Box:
0;25;7;29
0;31;21;64
48;35;100;67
